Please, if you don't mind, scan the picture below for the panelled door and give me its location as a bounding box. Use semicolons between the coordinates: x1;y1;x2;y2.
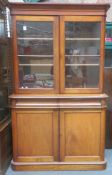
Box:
13;109;59;162
60;109;104;162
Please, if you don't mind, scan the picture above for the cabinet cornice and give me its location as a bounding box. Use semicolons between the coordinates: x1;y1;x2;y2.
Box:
9;3;110;16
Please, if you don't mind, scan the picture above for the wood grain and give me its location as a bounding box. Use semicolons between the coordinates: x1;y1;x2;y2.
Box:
60;109;103;162
12;109;59;162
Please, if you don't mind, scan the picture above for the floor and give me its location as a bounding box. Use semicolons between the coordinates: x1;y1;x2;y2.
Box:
6;149;112;175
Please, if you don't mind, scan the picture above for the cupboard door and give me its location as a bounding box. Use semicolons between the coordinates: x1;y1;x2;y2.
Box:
12;109;59;162
13;16;59;94
60;109;105;162
60;16;105;94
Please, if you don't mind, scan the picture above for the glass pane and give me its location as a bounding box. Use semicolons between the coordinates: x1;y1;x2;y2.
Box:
65;22;101;88
19;66;53;88
65;66;99;88
16;21;54;89
66;56;100;65
19;57;53;64
65;22;101;38
17;21;53;38
18;40;53;55
65;40;100;56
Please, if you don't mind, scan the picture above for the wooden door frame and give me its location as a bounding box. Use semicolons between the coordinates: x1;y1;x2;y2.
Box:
12;15;60;94
60;16;105;94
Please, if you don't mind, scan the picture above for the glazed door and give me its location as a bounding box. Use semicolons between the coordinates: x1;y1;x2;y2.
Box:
13;16;59;94
60;16;105;94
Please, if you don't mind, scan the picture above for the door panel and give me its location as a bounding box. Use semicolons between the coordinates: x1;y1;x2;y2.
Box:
14;109;59;162
60;109;102;162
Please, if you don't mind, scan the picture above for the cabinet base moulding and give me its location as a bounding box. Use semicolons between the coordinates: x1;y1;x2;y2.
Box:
11;160;107;171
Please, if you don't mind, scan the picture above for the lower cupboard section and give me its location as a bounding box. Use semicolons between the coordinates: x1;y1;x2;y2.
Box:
11;108;106;170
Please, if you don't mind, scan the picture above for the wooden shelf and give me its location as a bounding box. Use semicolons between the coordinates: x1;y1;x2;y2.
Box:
18;37;53;40
18;55;53;57
65;38;100;41
65;55;100;57
104;67;112;69
65;64;99;66
19;64;53;66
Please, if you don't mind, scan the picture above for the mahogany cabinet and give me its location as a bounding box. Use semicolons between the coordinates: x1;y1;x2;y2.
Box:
9;2;109;171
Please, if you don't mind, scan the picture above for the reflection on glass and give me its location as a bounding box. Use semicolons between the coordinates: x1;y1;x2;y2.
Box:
19;57;53;65
65;66;99;88
65;40;100;56
17;21;53;38
65;22;101;88
19;66;53;89
18;40;53;55
65;22;101;38
17;21;54;89
66;56;99;65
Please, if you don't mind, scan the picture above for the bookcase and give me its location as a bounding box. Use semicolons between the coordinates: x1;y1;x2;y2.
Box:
9;2;109;170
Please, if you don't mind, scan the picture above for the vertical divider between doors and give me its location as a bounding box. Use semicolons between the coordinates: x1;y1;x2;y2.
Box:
58;108;61;162
59;108;65;162
59;16;65;161
53;108;59;161
54;16;60;94
58;108;60;162
60;16;65;94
